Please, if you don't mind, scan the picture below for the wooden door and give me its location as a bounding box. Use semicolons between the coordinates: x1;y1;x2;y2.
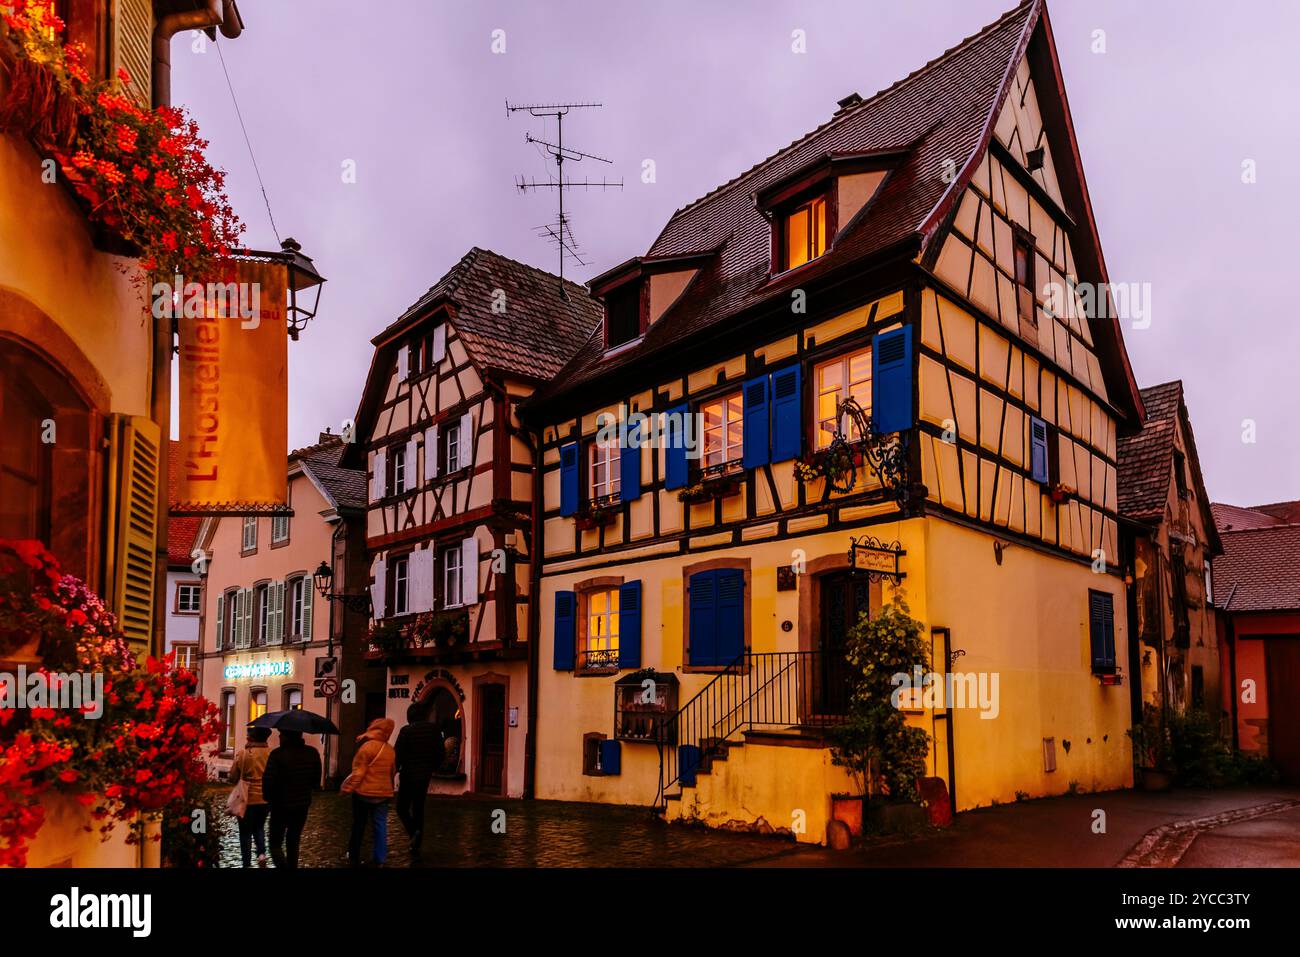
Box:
476;683;506;795
1265;638;1300;783
816;572;871;715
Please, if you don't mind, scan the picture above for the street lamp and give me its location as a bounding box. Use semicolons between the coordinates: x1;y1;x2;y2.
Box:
313;559;371;615
280;237;325;340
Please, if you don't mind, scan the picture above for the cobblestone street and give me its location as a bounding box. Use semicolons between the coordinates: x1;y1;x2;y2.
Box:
215;790;836;868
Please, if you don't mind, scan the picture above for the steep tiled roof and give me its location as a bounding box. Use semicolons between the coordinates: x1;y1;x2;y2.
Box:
1117;381;1182;522
1213;500;1300;532
531;1;1046;408
292;435;367;512
376;247;602;383
1214;523;1300;613
166;441;201;568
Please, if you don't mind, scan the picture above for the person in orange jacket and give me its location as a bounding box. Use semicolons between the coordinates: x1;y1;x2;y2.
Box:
343;717;396;866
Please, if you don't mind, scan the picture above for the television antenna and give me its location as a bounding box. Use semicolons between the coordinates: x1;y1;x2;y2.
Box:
507;100;622;295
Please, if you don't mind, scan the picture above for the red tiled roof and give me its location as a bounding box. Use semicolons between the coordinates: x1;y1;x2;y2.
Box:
530;1;1043;408
1213;500;1300;532
376;247;602;383
167;441;201;567
1214;523;1300;613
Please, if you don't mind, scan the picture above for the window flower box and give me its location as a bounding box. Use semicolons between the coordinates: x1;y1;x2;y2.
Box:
794;443;862;486
1047;482;1076;505
575;496;620;530
614;670;678;743
677;474;742;505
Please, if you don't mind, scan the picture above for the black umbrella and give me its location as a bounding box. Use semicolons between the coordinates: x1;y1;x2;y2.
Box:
249;709;339;735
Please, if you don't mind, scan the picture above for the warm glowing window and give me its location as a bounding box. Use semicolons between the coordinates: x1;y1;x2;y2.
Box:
589;438;621;501
702;392;744;470
249;688;268;723
172;645;196;673
221;691;236;751
781;195;827;271
582;589;620;671
815;348;872;449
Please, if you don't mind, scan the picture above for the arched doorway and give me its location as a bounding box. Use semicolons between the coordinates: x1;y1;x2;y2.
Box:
417;680;464;776
0;336;98;582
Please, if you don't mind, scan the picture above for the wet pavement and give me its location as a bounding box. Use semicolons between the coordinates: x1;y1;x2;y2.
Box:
215;789;836;868
213;786;1300;868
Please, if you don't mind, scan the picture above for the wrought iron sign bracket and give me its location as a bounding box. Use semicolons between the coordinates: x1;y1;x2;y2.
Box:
847;534;907;583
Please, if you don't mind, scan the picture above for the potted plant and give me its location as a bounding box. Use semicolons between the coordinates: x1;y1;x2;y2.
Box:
677;473;742;504
827;597;932;836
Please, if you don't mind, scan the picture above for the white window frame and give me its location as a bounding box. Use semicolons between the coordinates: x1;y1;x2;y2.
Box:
271;514;289;543
172;644;196;672
445;423;462;474
814;347;873;449
442;545;463;608
176;583;201;614
241;516;257;551
582;588;621;671
589;437;621;501
701;391;744;470
393;555;410;616
392;447;408;495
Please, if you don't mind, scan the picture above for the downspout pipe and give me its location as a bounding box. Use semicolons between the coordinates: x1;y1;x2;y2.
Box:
522;434;543;800
152;0;243;110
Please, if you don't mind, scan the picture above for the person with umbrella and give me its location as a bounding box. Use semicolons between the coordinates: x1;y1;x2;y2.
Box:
394;700;444;857
255;709;336;868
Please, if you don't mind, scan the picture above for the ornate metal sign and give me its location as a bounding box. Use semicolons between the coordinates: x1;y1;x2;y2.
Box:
848;534;906;582
826;397;910;506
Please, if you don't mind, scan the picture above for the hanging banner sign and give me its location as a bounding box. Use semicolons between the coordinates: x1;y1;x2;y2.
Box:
173;258;289;514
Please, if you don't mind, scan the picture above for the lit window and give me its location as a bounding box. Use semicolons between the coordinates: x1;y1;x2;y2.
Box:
589;438;621;502
271;514;289;543
221;691;236;751
393;556;409;616
442;545;463;608
176;583;201;614
814;348;873;449
241;516;257;551
701;392;744;471
781;195;827;271
249;689;268;723
172;645;196;673
582;589;620;671
285;687;303;711
445;424;462;473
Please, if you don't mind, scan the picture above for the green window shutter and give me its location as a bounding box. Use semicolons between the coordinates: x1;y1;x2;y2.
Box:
214;593;224;652
302;586;313;640
108;414;159;653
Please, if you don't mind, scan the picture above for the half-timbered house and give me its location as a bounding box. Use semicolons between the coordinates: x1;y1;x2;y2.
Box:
1116;381;1223;732
523;0;1146;843
347;248;600;798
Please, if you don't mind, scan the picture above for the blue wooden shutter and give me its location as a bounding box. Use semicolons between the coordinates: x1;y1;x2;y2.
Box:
599;739;621;776
1029;416;1049;484
872;326;914;434
553;590;576;670
620;422;642;502
742;375;770;469
688;570;717;666
715;569;745;665
769;365;803;463
618;580;642;669
664;404;689;490
1089;591;1115;672
559;443;580;516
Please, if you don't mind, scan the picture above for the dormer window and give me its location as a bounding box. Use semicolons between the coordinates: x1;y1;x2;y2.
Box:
780;194;828;271
604;282;645;351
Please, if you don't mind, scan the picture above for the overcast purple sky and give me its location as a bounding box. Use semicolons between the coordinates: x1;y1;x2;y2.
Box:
172;0;1298;508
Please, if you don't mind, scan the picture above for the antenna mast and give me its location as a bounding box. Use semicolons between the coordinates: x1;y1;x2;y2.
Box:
507;100;622;296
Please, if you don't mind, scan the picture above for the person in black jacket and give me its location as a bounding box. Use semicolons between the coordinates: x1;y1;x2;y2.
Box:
394;701;444;855
262;730;322;869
